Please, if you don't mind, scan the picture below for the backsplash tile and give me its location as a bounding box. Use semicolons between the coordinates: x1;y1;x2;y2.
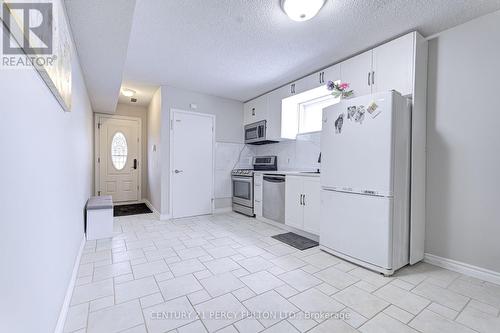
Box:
215;133;321;209
254;132;321;171
215;142;255;200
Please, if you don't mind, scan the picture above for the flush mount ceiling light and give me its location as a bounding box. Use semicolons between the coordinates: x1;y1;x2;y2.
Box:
122;89;136;97
281;0;326;22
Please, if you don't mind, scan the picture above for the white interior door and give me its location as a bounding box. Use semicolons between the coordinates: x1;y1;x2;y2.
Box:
171;110;214;218
97;116;141;202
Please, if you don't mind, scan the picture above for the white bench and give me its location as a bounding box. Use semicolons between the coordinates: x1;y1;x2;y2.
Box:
86;196;113;240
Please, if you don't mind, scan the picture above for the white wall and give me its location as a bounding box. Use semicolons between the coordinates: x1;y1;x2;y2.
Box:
146;88;162;213
160;86;244;214
0;41;93;333
114;103;149;199
426;10;500;272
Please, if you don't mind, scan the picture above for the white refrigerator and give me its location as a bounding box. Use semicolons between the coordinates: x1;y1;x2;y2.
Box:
320;91;411;275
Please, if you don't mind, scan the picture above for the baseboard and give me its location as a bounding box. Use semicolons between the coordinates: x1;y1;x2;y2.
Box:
54;235;86;333
256;216;319;242
424;253;500;285
160;213;171;221
214;207;232;214
141;199;160;217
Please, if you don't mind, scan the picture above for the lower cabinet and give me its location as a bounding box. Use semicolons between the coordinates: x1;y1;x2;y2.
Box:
285;176;320;235
254;173;263;217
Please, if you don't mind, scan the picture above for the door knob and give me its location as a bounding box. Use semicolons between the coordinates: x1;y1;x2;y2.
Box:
174;169;183;174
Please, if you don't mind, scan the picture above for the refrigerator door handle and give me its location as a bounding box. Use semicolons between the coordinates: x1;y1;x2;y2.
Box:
368;72;371;86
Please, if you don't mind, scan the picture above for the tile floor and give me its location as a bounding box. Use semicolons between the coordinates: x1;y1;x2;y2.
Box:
64;212;500;333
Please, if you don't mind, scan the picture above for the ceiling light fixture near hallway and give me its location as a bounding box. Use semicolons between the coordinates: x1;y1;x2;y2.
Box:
281;0;326;22
122;89;136;97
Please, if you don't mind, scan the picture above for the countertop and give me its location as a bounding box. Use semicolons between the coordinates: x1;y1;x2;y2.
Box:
253;170;321;177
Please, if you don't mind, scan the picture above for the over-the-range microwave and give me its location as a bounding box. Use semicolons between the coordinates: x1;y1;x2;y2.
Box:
244;120;278;145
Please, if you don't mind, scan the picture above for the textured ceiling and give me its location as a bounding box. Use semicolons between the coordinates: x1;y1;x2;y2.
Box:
121;0;500;103
65;0;136;113
67;0;500;109
117;81;158;107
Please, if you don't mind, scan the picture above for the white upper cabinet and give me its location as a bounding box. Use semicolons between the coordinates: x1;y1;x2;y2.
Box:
372;33;415;96
243;32;421;138
339;50;373;97
244;94;268;125
291;76;314;96
322;64;341;84
294;63;341;95
267;86;289;141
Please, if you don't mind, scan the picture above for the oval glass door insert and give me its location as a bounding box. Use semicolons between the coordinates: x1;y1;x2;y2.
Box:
111;132;128;170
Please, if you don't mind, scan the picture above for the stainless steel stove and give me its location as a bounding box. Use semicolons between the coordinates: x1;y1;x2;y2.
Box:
232;156;277;216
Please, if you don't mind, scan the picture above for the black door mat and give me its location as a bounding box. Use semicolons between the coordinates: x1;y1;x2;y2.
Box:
114;203;152;217
272;232;319;250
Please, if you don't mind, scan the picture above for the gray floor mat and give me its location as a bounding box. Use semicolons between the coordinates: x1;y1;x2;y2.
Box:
271;232;319;250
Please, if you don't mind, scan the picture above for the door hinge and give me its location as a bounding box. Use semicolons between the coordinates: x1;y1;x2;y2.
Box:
170;119;173;130
97;123;101;129
97;191;101;196
98;157;100;163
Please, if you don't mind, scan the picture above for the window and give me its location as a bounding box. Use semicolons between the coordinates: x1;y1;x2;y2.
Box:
281;85;340;139
111;132;128;170
299;95;337;133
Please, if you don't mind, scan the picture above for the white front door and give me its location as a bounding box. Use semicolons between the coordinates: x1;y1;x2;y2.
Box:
96;115;141;202
171;110;214;218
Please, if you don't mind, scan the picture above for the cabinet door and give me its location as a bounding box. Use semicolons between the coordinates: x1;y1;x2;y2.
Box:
294;73;319;95
267;87;288;141
243;95;268;125
340;50;372;97
254;174;263;217
322;64;341;84
285;176;304;229
302;178;320;235
372;33;414;96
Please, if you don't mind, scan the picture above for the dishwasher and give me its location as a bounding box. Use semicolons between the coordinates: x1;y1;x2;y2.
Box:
262;174;286;223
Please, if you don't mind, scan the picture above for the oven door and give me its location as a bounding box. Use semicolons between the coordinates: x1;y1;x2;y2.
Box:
232;176;253;207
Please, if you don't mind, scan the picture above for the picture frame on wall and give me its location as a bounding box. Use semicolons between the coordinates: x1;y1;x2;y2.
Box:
0;0;72;112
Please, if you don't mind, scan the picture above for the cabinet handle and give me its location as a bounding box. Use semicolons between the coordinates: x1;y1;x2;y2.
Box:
368;72;371;86
303;194;306;206
372;71;375;85
252;108;255;116
299;194;303;205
